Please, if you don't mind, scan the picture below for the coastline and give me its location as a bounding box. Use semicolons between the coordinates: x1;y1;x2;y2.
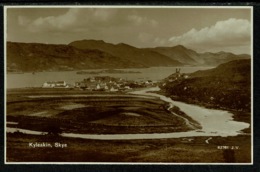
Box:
154;90;251;121
152;90;251;133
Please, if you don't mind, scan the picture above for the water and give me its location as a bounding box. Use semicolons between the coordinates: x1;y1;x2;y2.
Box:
6;87;250;140
131;87;250;137
7;67;212;88
26;94;156;99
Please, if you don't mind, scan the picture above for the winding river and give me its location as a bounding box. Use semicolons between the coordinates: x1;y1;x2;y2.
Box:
6;87;250;140
130;87;250;137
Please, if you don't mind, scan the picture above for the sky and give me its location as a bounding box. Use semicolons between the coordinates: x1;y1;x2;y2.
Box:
6;7;252;54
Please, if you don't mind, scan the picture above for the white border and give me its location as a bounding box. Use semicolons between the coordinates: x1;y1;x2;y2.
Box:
4;5;254;165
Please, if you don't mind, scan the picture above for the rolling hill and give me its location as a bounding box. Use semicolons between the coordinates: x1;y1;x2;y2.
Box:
145;45;199;65
7;40;250;72
7;41;181;72
68;40;182;67
7;42;146;72
161;59;251;112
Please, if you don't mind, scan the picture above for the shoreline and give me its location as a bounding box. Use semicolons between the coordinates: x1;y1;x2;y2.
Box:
153;90;251;124
152;90;251;134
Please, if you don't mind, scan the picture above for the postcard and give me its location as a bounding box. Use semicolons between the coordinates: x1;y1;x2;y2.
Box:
5;6;253;164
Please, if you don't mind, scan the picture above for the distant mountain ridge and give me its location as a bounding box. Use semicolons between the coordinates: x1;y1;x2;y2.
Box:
7;42;145;72
68;40;182;67
146;45;250;66
7;40;250;72
7;41;182;72
145;45;199;65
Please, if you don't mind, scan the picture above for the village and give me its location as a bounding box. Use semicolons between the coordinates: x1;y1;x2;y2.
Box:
41;69;189;92
42;76;157;92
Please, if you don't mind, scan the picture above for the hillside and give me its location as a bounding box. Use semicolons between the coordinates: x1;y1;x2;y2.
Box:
145;45;199;65
161;59;251;112
147;45;250;66
7;41;184;72
7;40;250;72
7;42;146;72
191;59;251;82
69;40;182;67
199;52;250;66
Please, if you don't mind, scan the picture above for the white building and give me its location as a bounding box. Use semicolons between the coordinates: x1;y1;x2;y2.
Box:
42;81;68;88
42;81;56;88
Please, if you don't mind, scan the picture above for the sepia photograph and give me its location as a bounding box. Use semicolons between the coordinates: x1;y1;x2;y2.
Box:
5;6;252;164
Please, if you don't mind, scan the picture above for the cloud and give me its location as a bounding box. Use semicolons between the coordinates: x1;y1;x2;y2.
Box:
19;9;158;33
18;16;31;25
128;15;158;27
19;9;119;32
154;37;167;46
27;9;81;32
169;18;251;49
93;9;117;21
138;32;154;43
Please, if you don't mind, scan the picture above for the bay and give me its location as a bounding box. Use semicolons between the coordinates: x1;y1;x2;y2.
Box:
7;66;212;88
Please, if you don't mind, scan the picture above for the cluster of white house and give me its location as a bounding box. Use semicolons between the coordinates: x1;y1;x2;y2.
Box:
75;77;126;92
42;76;156;91
42;81;70;88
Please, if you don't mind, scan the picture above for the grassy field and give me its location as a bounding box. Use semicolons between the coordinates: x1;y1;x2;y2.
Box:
6;133;251;163
6;88;251;163
7;88;197;134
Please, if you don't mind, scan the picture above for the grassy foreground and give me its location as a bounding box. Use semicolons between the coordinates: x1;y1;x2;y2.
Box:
7;133;251;163
7;88;200;134
6;88;251;163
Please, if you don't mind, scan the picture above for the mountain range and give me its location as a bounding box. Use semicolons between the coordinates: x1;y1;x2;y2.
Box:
7;40;250;72
145;45;250;66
